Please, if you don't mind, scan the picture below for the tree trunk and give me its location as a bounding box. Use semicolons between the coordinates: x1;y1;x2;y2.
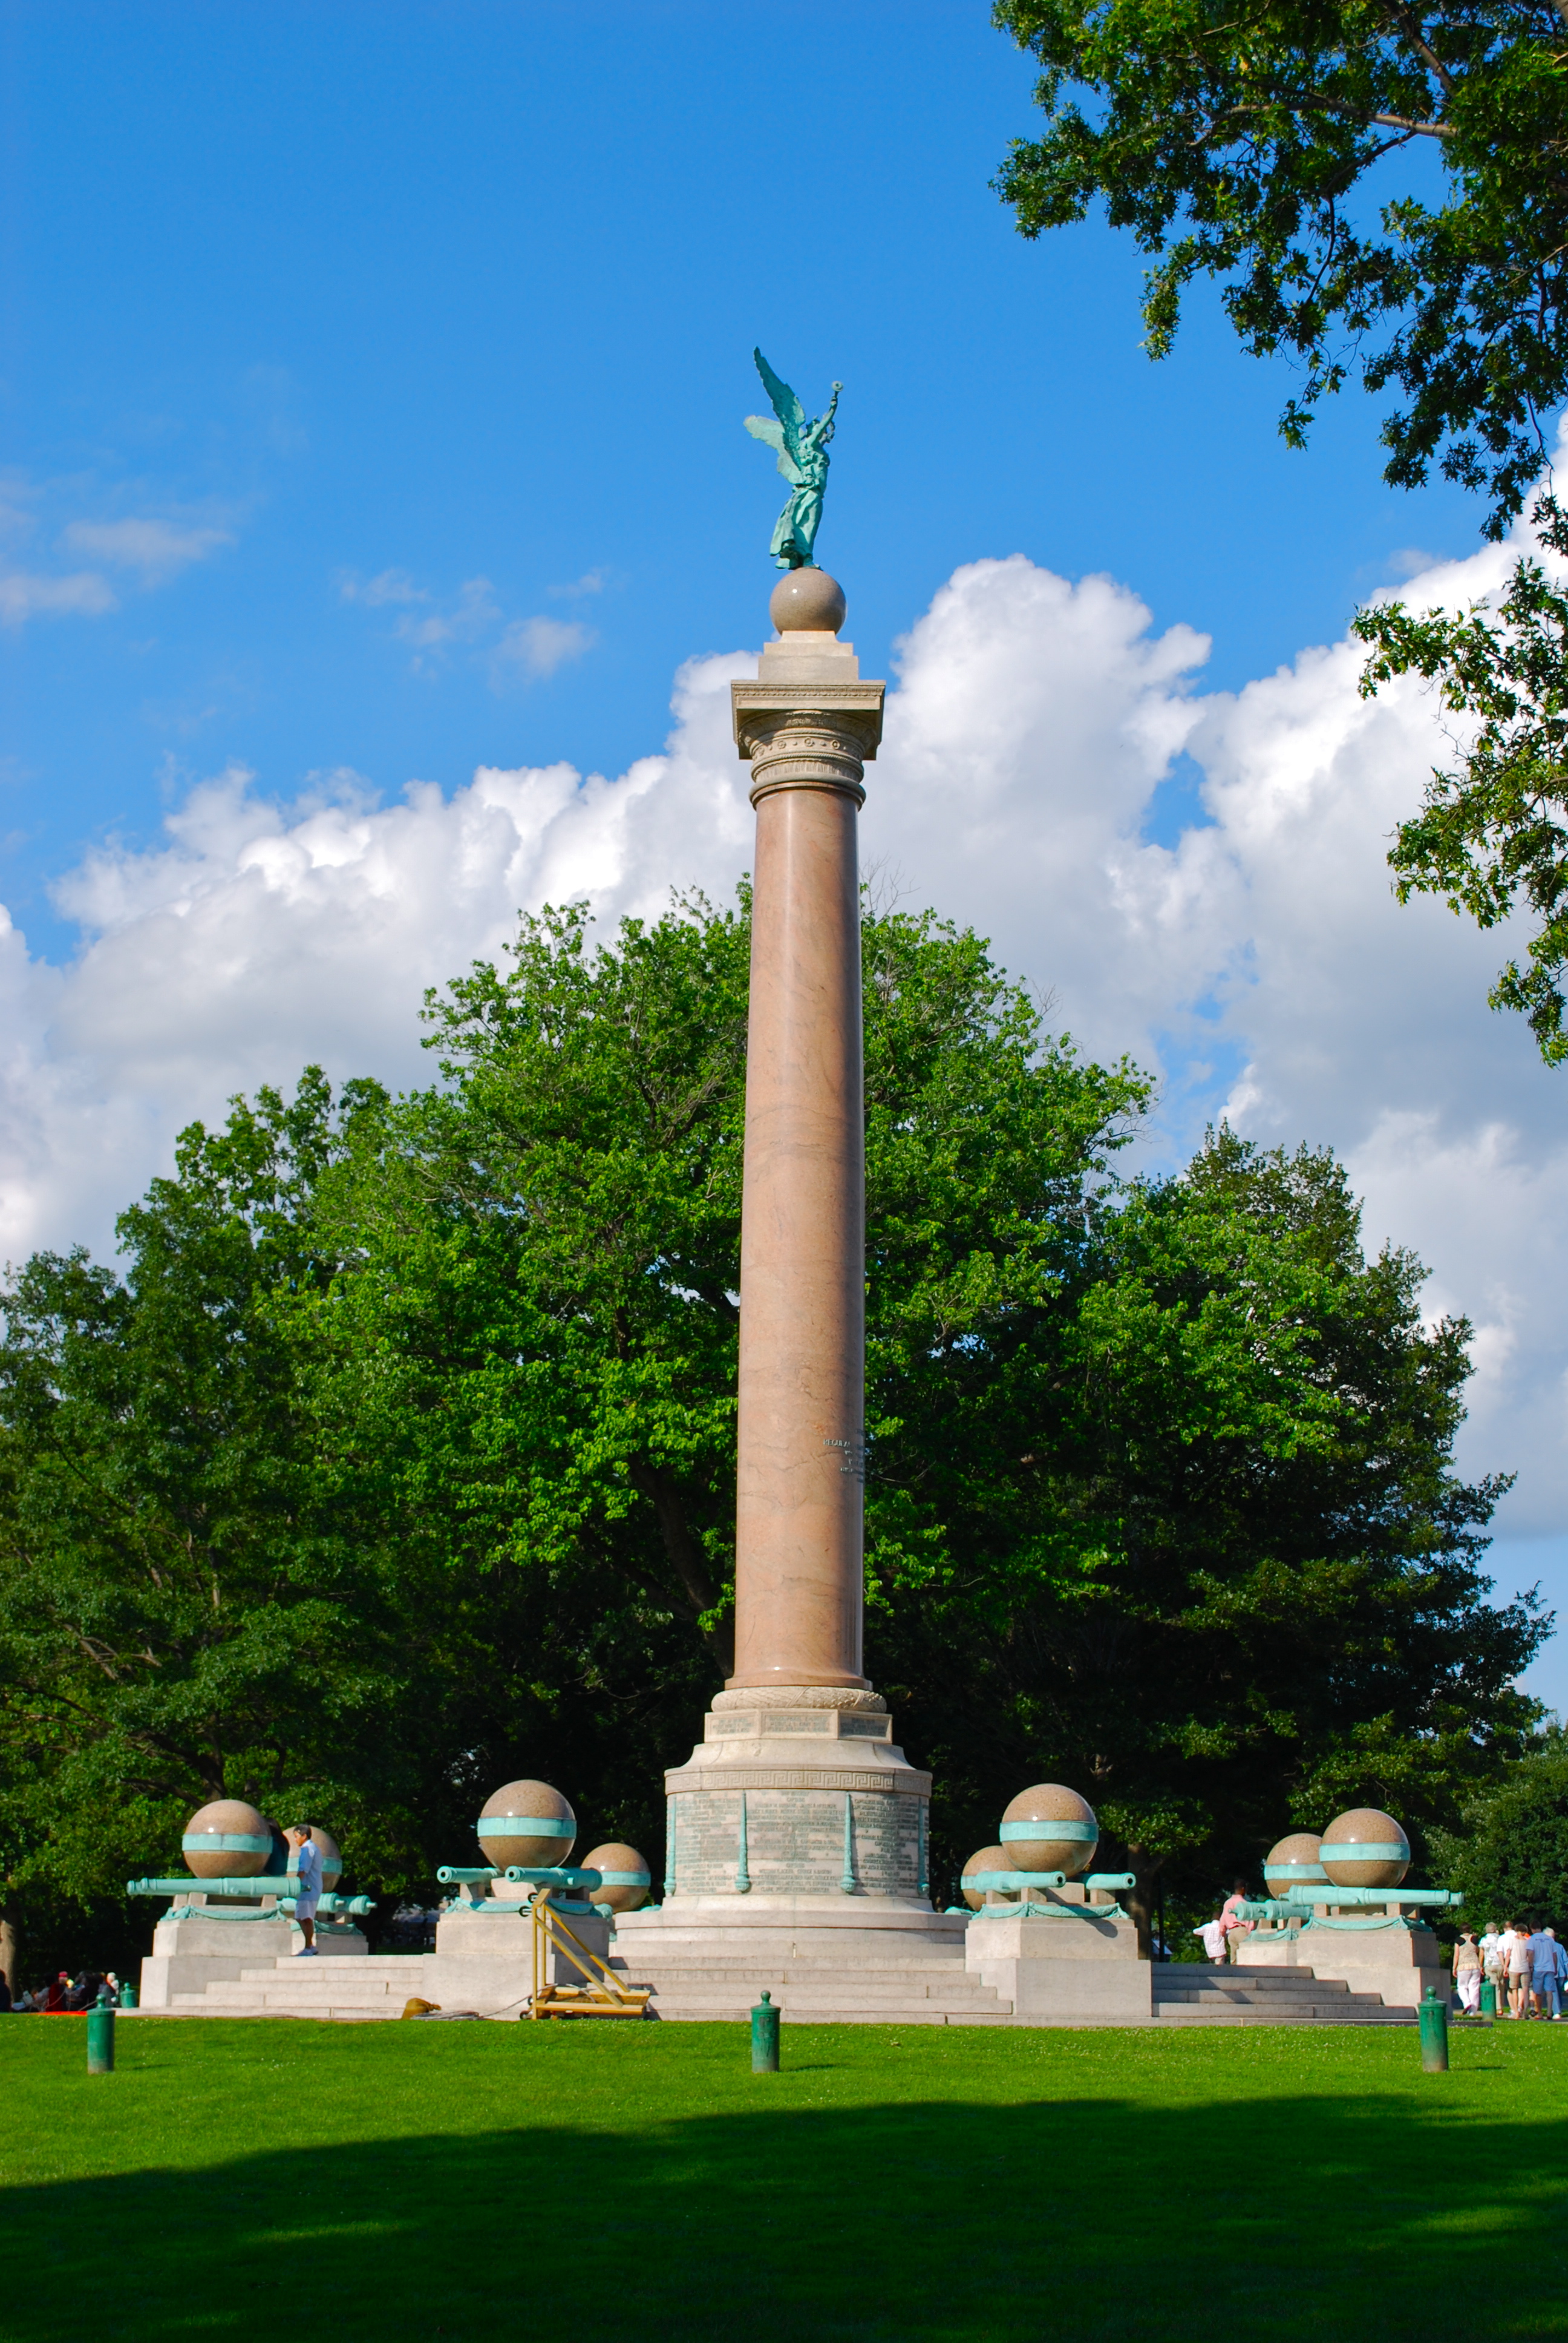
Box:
631;1464;736;1679
0;1909;19;1996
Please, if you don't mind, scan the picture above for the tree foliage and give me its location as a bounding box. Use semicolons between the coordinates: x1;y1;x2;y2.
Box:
1430;1735;1568;1921
1356;513;1568;1061
0;892;1544;1968
995;0;1568;533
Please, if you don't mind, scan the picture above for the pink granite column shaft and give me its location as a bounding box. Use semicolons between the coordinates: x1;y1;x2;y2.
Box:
728;575;884;1692
731;749;866;1688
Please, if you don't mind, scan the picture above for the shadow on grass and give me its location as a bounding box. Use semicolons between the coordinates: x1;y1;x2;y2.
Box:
5;2086;1567;2343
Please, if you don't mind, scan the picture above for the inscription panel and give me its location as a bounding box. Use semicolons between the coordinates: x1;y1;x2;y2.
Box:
668;1788;927;1899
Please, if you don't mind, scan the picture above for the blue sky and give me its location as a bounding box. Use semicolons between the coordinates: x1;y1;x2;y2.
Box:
5;1;1564;1705
4;0;1483;954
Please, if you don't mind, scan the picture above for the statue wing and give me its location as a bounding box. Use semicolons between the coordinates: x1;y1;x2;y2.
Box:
754;347;806;439
745;413;806;486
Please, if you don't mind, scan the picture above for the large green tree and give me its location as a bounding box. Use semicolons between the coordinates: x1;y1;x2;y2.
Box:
994;0;1568;532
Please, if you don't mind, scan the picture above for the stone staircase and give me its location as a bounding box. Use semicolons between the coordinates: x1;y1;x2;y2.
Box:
1152;1962;1413;2025
140;1949;1417;2028
609;1947;1015;2026
155;1956;504;2022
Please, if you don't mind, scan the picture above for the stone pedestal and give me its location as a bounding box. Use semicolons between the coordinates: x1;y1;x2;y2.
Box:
965;1893;1152;2025
633;1682;944;1956
1237;1919;1445;2010
435;1899;611;1988
138;1904;368;2008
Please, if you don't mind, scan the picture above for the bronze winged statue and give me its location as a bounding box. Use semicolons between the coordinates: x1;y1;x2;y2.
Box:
744;349;841;569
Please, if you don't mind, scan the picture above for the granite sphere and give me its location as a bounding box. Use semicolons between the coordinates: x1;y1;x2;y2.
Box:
1263;1832;1327;1901
181;1798;272;1879
999;1784;1099;1878
477;1779;577;1872
961;1844;1010;1910
581;1841;652;1913
769;568;846;634
1319;1807;1410;1889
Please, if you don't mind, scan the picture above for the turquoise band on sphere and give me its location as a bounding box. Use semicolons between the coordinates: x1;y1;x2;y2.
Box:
1324;1842;1408;1861
1266;1863;1328;1879
474;1816;575;1837
183;1832;272;1854
1001;1819;1096;1842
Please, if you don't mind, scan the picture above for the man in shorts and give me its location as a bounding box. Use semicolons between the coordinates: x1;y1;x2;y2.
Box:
1528;1922;1560;2019
288;1824;322;1956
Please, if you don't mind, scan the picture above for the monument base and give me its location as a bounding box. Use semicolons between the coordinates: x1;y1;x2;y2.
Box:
662;1688;932;1907
1236;1921;1445;2010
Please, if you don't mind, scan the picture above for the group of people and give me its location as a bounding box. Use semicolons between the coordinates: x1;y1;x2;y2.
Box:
1192;1882;1257;1963
3;1970;122;2013
1452;1924;1567;2017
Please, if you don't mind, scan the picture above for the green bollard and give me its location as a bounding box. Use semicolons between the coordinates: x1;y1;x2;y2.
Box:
1480;1978;1497;2017
1418;1987;1449;2073
118;1980;137;2010
86;2004;115;2074
751;1989;780;2073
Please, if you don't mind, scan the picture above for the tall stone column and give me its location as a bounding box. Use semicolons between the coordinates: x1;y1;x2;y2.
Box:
729;565;883;1692
619;569;942;1941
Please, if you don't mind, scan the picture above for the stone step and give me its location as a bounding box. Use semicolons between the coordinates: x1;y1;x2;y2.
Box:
616;1968;993;1993
636;1984;1009;2010
1154;2005;1411;2025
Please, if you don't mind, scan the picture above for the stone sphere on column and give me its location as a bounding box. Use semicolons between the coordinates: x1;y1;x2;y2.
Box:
477;1780;577;1871
1264;1832;1327;1901
769;568;846;634
285;1823;343;1890
181;1799;272;1879
1319;1807;1410;1889
961;1844;1010;1909
1000;1786;1099;1878
581;1842;652;1912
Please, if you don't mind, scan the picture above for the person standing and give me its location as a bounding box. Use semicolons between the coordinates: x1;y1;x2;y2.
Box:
1527;1922;1559;2019
1552;1930;1568;2020
1452;1929;1483;2014
1220;1880;1254;1963
1195;1909;1228;1963
1506;1921;1534;2017
1480;1922;1505;2010
287;1824;322;1957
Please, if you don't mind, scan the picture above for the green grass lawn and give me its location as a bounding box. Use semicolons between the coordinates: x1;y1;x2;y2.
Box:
2;2015;1566;2341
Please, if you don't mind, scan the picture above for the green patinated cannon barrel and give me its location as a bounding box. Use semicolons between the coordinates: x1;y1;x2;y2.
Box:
1281;1883;1460;1909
